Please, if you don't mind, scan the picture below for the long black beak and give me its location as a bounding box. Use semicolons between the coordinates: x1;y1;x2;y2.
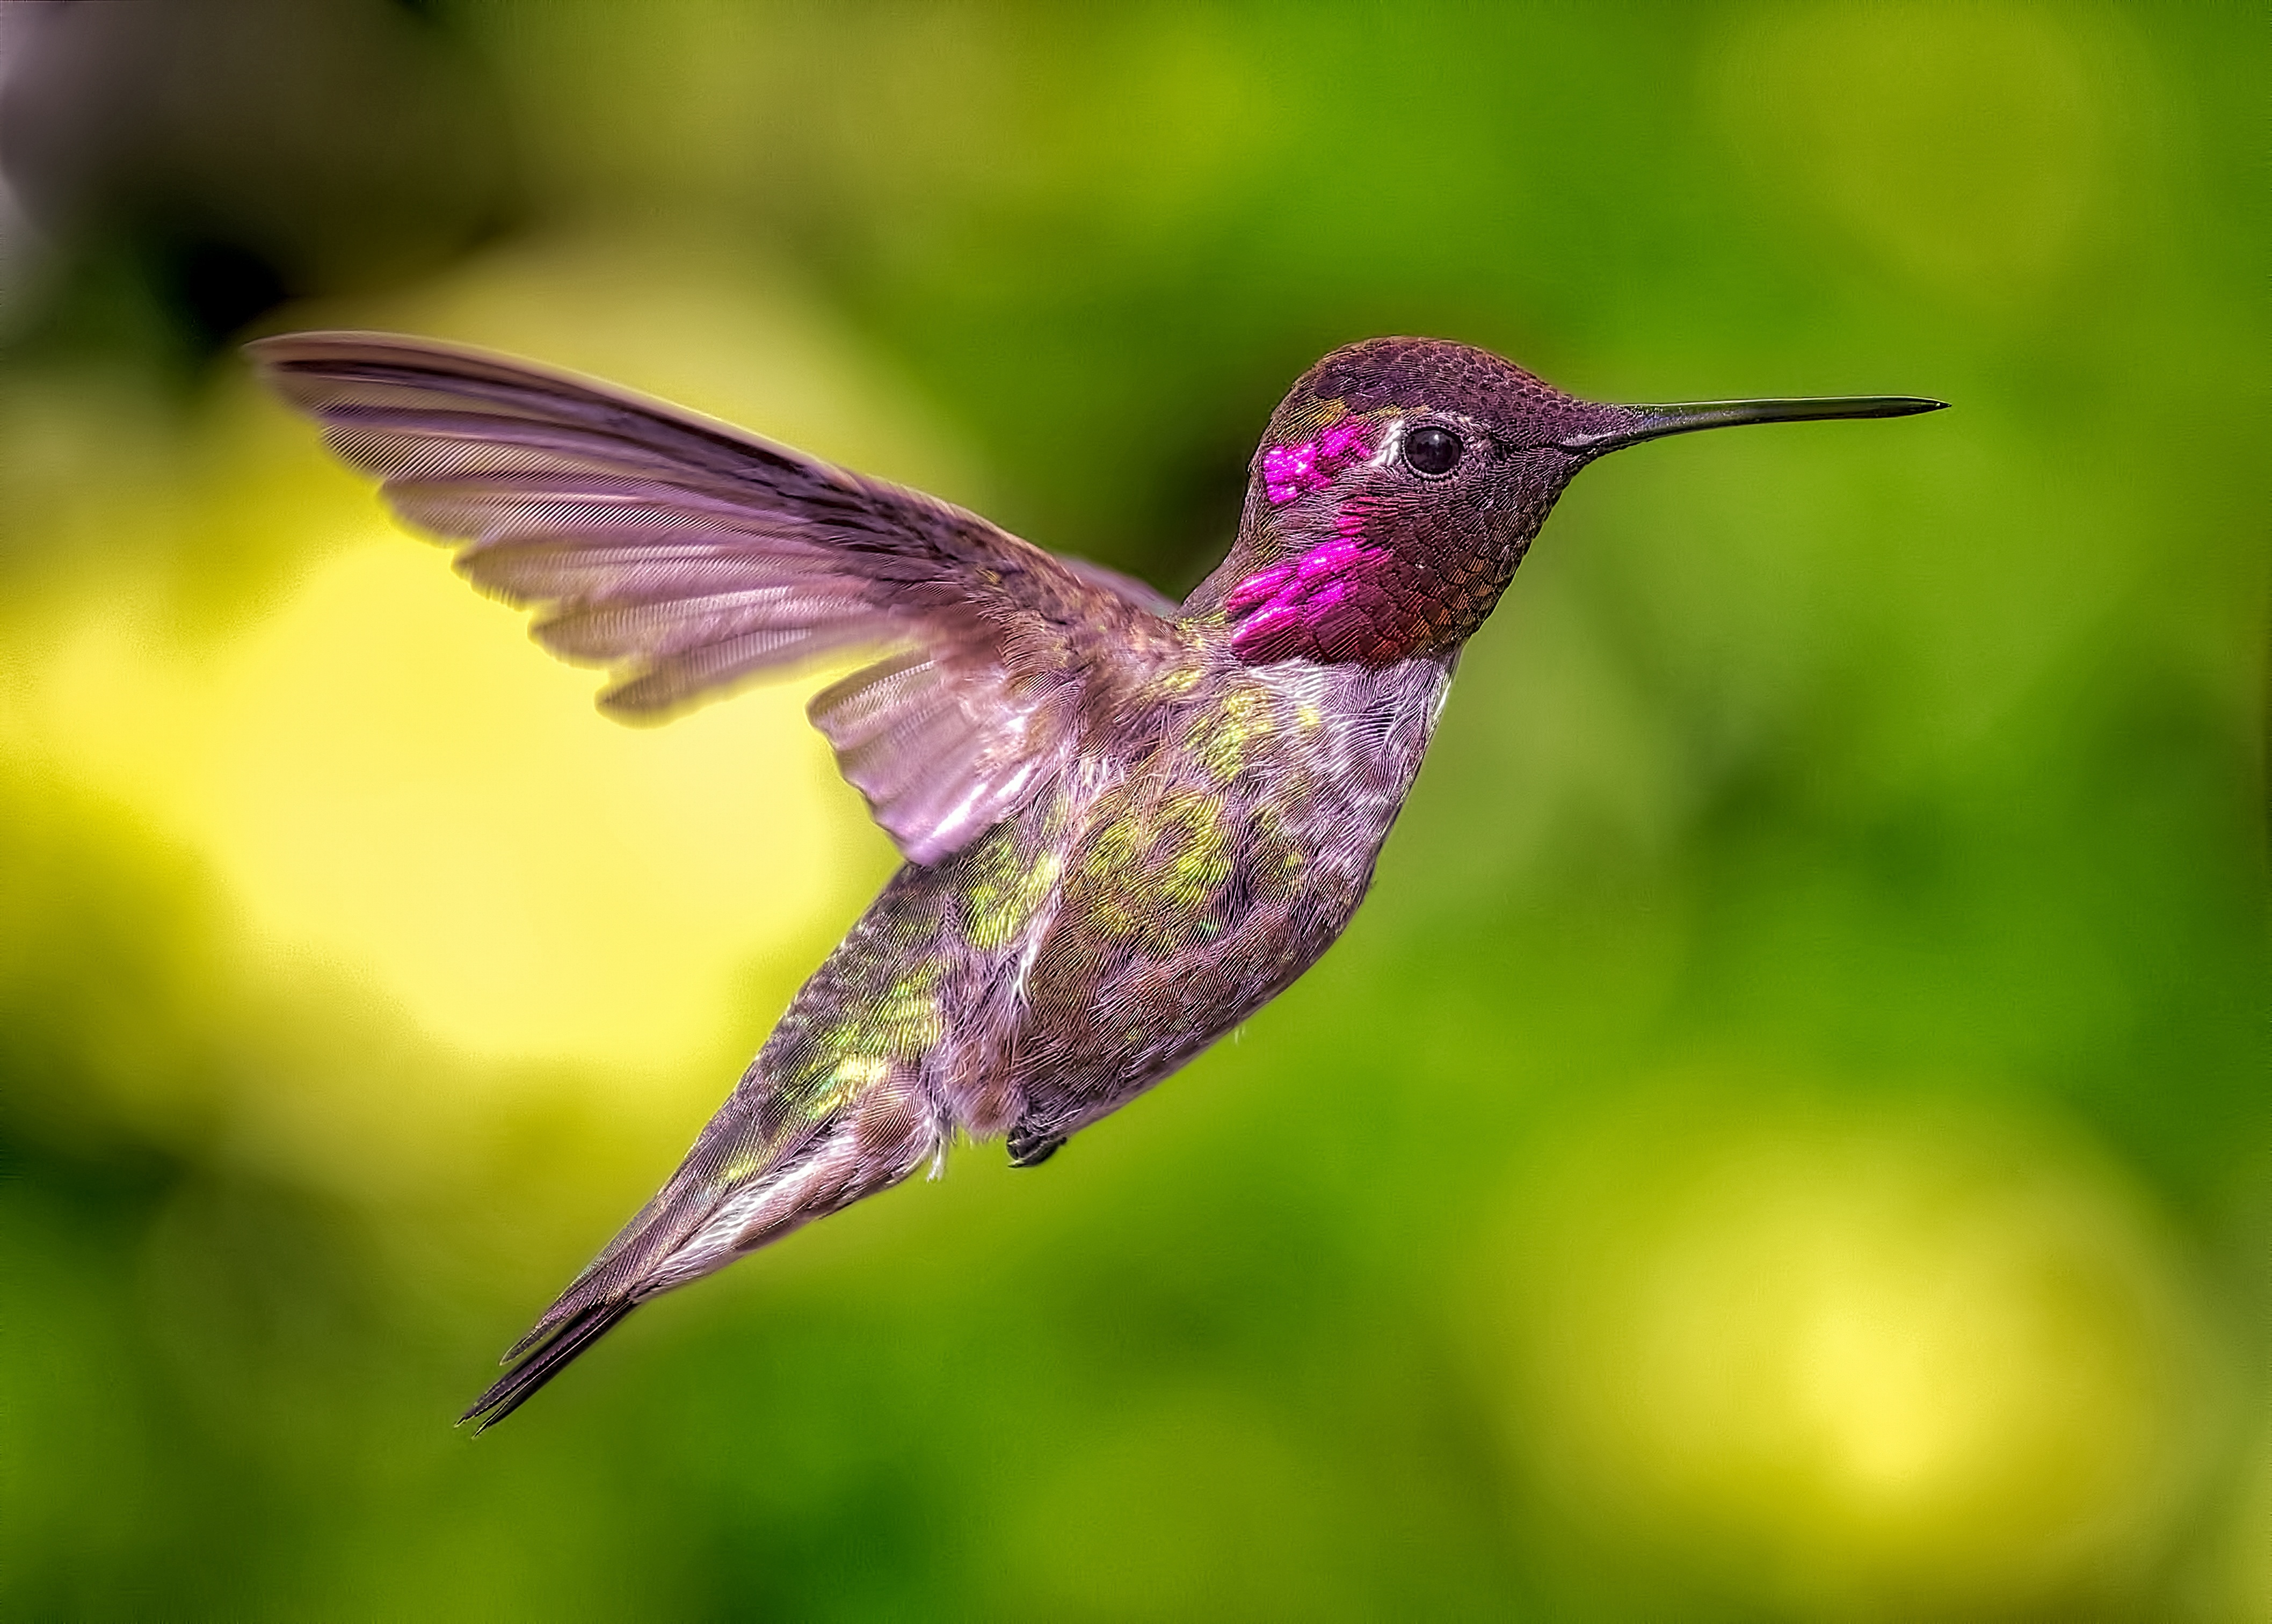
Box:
1560;394;1948;454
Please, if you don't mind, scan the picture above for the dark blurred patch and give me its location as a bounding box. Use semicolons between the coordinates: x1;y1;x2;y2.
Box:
1070;336;1318;600
157;234;291;347
1140;329;1376;596
1147;422;1253;598
0;0;514;356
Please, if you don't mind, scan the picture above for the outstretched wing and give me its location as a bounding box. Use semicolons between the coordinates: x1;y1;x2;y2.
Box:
252;331;1174;865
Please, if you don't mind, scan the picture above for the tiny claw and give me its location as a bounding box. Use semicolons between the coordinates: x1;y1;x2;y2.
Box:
1006;1129;1065;1168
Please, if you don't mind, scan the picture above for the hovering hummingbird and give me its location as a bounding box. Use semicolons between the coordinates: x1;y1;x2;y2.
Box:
253;331;1941;1426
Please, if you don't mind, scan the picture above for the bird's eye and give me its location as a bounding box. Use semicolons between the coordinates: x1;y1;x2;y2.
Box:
1403;424;1463;476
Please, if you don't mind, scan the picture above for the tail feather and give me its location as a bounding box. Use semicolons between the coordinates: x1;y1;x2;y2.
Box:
459;1297;640;1431
460;1056;942;1429
458;1132;756;1433
459;1164;744;1431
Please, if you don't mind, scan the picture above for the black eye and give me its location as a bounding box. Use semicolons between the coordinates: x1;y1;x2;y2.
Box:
1404;424;1462;476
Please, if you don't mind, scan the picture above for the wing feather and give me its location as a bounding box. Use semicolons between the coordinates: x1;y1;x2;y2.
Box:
253;330;1177;863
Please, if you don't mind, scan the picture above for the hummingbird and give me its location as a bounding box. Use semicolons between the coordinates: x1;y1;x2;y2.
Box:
252;331;1941;1426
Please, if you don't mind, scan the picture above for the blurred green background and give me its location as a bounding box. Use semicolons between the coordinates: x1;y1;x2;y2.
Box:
2;2;2265;1618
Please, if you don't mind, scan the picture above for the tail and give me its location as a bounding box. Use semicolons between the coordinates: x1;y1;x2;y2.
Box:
460;1298;640;1429
460;1059;942;1431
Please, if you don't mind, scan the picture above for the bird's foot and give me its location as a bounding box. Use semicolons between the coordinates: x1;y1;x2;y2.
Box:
1006;1128;1065;1168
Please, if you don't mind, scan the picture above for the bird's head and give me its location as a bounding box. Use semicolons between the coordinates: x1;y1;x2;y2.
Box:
1191;336;1942;665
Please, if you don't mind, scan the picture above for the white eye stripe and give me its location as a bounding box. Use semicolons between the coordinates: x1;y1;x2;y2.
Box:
1371;418;1406;469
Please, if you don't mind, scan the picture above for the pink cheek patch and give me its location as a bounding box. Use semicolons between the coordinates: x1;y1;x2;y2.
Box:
1261;419;1377;504
1224;535;1399;663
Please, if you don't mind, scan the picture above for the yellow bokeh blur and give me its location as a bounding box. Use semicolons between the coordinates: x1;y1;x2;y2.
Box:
18;533;848;1072
1476;1085;2225;1614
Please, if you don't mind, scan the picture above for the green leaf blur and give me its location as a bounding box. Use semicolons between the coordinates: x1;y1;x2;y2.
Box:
2;3;2264;1618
